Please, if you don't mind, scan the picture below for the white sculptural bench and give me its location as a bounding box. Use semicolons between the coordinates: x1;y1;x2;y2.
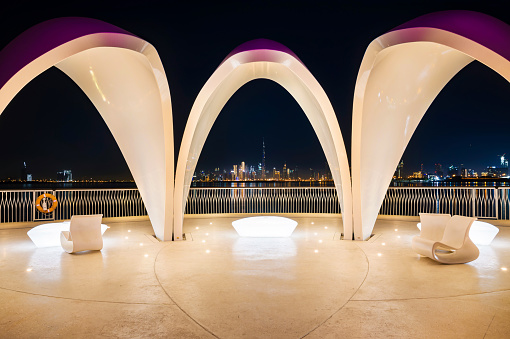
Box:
412;213;479;264
27;215;108;250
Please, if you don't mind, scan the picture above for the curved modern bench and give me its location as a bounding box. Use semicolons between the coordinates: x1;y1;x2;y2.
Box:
60;214;104;253
412;214;479;264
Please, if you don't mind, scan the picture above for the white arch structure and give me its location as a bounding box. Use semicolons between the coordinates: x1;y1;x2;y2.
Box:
174;39;353;240
352;10;510;240
0;18;174;240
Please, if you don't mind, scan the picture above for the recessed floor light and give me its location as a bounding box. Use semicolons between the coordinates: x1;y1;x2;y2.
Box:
502;267;508;271
196;227;199;230
319;240;323;243
206;250;210;254
202;240;206;243
26;268;32;272
206;233;209;236
382;243;386;246
394;229;398;232
139;243;143;246
125;236;129;239
144;254;149;258
324;226;328;229
210;222;212;225
128;230;131;233
314;249;318;253
311;222;314;225
377;253;382;257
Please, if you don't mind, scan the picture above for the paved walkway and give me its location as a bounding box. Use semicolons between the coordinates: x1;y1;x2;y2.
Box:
0;216;509;338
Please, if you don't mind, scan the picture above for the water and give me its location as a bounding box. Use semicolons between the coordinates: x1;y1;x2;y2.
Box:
0;181;137;190
391;180;510;187
191;180;335;188
2;179;508;190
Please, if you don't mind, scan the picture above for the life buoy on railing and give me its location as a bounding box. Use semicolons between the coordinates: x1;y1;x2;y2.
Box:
35;193;58;213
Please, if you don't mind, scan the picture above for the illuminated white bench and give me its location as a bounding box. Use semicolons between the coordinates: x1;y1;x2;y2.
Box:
413;215;479;264
27;220;109;248
232;216;298;237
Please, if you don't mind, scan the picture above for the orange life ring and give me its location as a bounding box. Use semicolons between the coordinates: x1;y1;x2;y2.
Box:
35;193;58;213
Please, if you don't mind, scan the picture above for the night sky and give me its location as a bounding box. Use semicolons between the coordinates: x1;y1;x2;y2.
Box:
1;1;510;180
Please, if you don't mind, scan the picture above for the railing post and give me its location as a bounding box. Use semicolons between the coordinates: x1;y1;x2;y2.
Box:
495;188;499;219
471;188;475;217
31;191;36;222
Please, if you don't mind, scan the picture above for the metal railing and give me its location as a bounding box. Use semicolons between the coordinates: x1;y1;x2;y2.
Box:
185;187;340;214
0;188;146;223
380;187;500;218
3;186;510;224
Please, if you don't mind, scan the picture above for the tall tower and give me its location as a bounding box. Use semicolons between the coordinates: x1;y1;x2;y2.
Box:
240;162;245;181
262;138;266;180
21;162;27;181
501;154;508;167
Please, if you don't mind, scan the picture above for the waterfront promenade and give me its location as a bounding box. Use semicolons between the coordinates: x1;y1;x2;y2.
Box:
1;215;509;338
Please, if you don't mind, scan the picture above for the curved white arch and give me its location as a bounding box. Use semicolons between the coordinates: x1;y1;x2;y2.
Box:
352;11;510;240
174;39;352;240
0;18;174;240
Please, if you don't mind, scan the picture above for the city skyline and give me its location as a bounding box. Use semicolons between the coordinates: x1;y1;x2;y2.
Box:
1;2;510;181
6;146;510;182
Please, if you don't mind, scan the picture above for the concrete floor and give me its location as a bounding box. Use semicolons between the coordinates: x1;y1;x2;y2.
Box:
0;215;509;338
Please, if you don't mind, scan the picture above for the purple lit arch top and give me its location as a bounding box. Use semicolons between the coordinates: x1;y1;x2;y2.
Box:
174;38;353;239
0;17;134;93
221;39;304;64
0;17;174;241
351;10;510;240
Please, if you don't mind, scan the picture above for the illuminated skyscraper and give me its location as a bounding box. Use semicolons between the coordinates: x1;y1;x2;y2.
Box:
501;154;508;167
57;170;72;182
240;162;245;181
261;138;266;180
20;162;27;181
394;160;404;179
282;163;287;180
